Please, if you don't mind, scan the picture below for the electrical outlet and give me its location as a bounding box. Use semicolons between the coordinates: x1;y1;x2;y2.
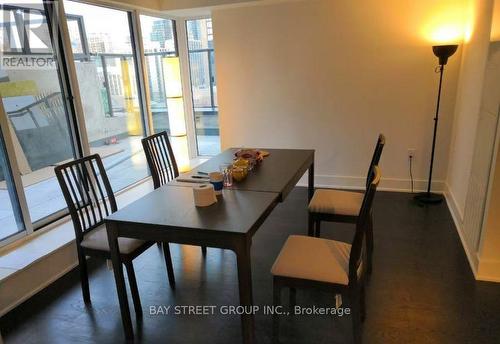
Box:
408;149;416;159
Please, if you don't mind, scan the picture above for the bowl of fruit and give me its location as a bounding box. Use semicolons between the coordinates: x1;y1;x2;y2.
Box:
234;149;263;169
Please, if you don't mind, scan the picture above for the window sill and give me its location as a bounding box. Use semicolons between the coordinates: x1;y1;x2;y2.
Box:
0;156;208;283
0;179;155;280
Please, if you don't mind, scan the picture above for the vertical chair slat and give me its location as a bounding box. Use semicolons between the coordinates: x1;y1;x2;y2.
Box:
89;158;109;217
154;136;169;185
69;164;92;231
142;131;180;189
85;160;104;223
55;154;118;235
95;154;117;213
61;167;85;234
76;162;98;228
158;135;173;181
151;139;165;186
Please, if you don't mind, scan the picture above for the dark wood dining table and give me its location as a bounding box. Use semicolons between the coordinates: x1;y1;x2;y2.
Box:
105;148;314;343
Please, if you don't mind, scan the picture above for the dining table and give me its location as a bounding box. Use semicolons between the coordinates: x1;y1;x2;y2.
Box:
105;148;315;343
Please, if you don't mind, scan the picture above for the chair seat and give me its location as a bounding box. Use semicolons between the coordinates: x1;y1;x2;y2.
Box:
81;225;145;255
308;189;364;216
271;235;362;285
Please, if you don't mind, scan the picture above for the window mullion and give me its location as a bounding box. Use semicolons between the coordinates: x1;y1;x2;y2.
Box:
176;19;197;159
130;10;153;137
0;101;33;235
57;0;91;157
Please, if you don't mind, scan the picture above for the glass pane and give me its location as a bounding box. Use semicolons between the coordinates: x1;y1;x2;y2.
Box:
0;8;23;52
0;2;77;223
186;18;220;156
25;11;51;53
0;125;25;241
64;1;149;192
139;15;176;134
66;16;83;54
189;51;212;108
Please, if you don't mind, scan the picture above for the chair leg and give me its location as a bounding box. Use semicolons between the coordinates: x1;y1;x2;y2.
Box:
125;262;142;318
308;213;314;237
201;246;207;257
162;243;176;288
360;284;366;323
350;287;362;344
78;251;91;304
273;281;282;343
315;220;321;238
289;288;296;311
366;214;374;274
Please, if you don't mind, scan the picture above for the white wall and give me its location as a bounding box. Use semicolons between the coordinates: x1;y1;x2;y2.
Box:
446;0;494;220
476;41;500;281
213;0;462;191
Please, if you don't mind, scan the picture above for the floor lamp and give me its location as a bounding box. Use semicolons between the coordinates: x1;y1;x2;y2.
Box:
415;44;458;204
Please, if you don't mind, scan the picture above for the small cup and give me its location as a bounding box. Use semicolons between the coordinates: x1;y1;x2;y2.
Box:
209;172;224;195
220;164;233;187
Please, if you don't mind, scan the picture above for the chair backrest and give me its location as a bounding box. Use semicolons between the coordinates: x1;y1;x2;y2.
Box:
366;134;385;189
54;154;117;242
141;131;179;189
349;165;381;283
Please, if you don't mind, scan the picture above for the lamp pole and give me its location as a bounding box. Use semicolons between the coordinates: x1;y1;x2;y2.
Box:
426;64;444;195
415;44;458;204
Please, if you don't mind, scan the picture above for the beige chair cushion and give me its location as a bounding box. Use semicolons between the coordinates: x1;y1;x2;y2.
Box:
80;225;145;255
271;235;361;285
308;189;363;216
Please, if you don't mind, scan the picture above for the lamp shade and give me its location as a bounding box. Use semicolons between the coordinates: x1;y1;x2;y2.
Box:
432;45;458;65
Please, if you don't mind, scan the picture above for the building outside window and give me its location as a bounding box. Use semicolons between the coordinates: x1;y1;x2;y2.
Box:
186;18;220;156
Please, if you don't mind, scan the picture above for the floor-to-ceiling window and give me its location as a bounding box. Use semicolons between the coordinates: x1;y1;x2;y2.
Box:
0;2;79;225
0;2;220;246
139;14;176;134
186;18;220;156
0;125;25;241
64;1;149;192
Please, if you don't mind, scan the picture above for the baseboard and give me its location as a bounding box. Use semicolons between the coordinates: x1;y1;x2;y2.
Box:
297;174;445;193
443;185;465;222
443;183;479;278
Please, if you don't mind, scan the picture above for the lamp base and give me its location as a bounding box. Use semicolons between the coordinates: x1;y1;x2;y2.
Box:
414;192;443;204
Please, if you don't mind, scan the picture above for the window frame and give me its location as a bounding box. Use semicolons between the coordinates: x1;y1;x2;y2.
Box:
0;0;198;247
183;17;219;157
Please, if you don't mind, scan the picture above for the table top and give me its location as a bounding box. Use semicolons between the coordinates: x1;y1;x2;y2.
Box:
106;186;279;235
177;148;314;201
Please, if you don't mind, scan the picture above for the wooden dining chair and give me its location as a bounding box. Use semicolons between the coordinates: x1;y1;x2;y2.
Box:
308;134;385;274
272;166;381;344
54;154;175;316
142;131;207;256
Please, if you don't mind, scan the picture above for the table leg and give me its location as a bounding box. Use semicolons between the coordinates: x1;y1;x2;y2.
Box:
106;222;134;340
308;160;315;236
235;238;255;344
308;160;315;202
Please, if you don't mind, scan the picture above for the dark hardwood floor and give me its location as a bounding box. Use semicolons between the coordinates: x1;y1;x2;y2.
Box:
1;188;500;343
